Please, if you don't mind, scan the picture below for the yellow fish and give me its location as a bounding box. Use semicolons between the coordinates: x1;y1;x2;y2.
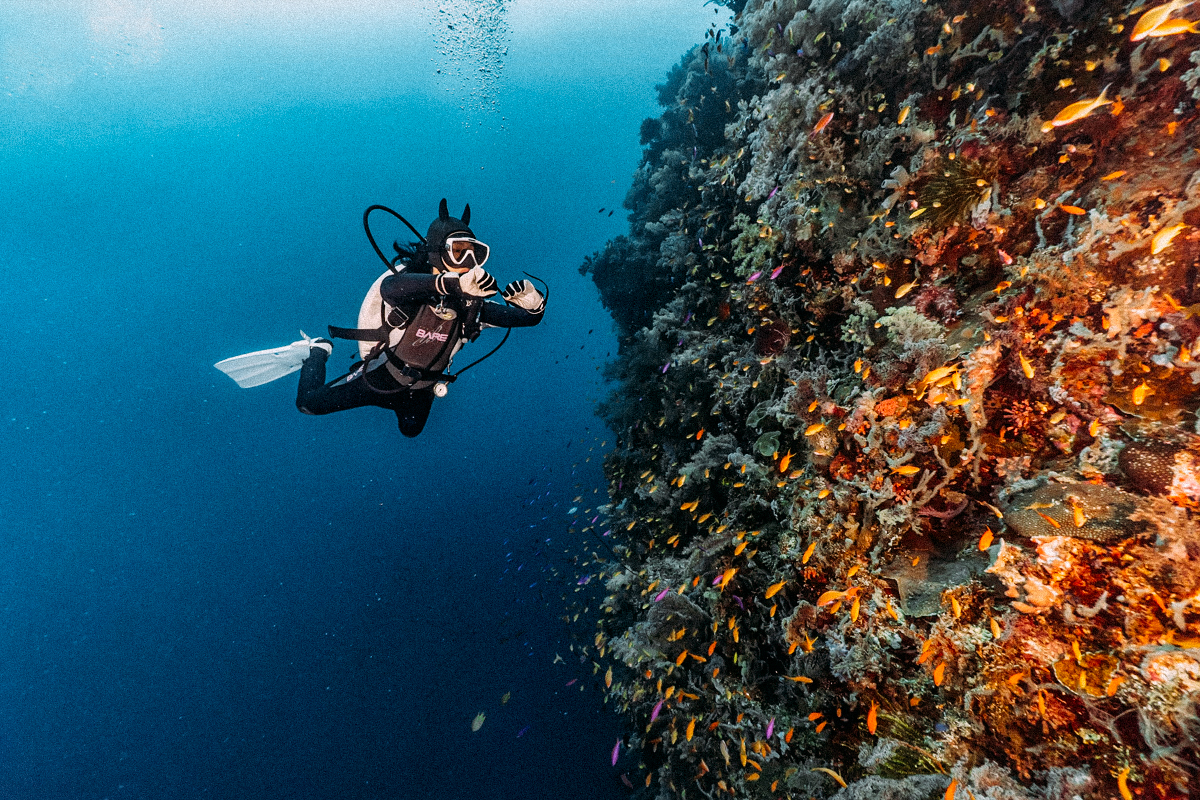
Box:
764;580;787;599
778;451;794;473
1044;85;1113;129
892;465;921;476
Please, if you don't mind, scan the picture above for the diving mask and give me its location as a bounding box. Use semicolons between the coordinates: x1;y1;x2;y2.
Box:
444;236;490;269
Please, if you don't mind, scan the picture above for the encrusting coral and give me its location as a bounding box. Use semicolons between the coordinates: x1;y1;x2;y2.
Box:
577;0;1200;798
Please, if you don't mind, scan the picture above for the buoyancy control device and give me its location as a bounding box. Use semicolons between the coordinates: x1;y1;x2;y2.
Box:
328;267;479;395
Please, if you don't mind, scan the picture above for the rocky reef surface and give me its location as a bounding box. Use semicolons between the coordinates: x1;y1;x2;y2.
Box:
579;0;1200;797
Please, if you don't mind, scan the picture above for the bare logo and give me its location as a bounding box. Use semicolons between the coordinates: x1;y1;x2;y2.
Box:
415;327;449;344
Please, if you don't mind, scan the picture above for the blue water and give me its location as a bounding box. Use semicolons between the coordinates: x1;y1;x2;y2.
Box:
0;3;721;797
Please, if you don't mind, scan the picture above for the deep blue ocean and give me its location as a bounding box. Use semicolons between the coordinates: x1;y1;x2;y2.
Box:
0;3;722;797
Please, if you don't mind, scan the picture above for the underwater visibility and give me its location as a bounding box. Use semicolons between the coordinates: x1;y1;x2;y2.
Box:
6;0;1200;797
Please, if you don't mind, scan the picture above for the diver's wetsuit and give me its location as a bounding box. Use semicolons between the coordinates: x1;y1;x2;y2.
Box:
296;270;543;437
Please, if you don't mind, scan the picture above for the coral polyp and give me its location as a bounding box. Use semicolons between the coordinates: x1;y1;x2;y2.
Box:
579;0;1200;798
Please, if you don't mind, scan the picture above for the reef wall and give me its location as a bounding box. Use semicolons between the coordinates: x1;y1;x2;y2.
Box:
581;0;1200;797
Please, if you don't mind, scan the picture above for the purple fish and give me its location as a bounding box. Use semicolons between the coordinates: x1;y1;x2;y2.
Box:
766;717;775;739
651;699;664;722
768;185;779;199
517;725;530;737
566;678;578;686
770;264;785;279
577;575;591;586
662;362;670;373
747;271;762;282
654;588;670;602
612;739;621;765
733;595;745;610
712;574;723;586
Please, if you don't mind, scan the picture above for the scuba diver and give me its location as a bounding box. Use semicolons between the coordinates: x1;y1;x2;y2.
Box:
215;199;546;437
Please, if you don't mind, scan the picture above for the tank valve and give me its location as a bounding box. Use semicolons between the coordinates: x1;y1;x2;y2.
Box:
433;382;449;398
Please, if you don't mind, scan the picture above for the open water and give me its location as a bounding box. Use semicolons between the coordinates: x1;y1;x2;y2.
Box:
0;2;724;797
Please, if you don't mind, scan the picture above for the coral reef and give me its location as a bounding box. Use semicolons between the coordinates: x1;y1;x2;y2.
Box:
580;1;1200;798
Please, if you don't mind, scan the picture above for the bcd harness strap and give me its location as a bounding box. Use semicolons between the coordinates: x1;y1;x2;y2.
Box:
328;297;484;392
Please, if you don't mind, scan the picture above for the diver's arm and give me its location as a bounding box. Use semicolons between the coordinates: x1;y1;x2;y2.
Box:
379;273;446;306
480;301;543;328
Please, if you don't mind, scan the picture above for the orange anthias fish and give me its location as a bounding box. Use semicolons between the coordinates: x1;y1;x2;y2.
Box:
1044;85;1113;129
1146;17;1200;35
1131;0;1195;41
812;111;834;134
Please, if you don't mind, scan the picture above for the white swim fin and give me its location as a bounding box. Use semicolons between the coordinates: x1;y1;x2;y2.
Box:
214;332;318;388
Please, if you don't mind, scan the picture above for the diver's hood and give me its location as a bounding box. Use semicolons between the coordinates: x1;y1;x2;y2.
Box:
425;198;475;258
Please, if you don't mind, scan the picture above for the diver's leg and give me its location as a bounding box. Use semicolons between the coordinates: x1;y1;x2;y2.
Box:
393;389;435;438
296;350;380;415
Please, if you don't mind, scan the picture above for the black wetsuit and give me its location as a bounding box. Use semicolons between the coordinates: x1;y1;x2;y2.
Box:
296;271;543;437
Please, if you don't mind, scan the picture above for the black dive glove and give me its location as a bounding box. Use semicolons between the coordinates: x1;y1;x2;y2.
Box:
502;280;546;313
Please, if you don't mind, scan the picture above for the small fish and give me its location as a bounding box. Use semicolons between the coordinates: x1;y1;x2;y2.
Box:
933;662;947;686
811;767;847;788
1131;381;1154;405
978;527;994;551
501;691;511;704
867;701;878;734
1146;17;1200;35
765;580;787;599
1044;85;1113;129
1019;352;1035;379
1151;222;1187;254
1130;0;1194;41
1118;768;1133;800
565;678;578;686
653;588;670;602
747;270;762;282
817;590;844;606
766;718;775;738
650;699;663;722
802;541;816;563
472;712;486;732
605;666;613;688
1036;511;1062;529
611;739;621;766
812;111;834;134
946;779;958;800
517;725;530;737
892;465;921;476
1059;204;1086;215
894;281;918;299
779;451;794;473
686;717;696;741
897;105;911;124
770;264;785;279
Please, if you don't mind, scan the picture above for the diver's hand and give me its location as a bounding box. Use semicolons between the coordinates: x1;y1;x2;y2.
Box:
456;266;498;298
502;280;546;314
